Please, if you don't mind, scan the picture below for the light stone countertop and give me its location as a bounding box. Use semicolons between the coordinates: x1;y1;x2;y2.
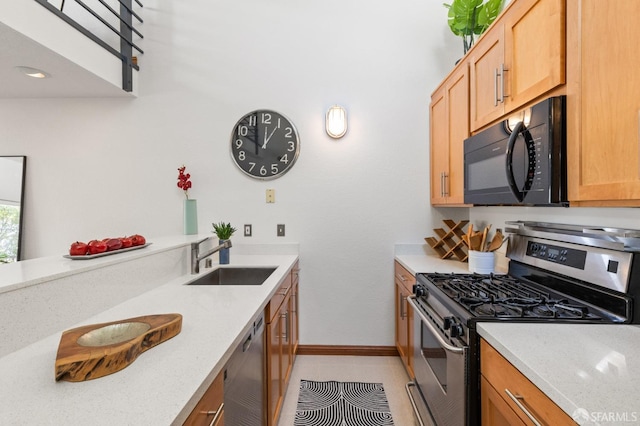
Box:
0;249;298;425
478;323;640;425
394;243;508;276
394;244;473;275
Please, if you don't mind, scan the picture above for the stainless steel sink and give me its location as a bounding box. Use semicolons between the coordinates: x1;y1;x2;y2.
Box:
187;267;277;286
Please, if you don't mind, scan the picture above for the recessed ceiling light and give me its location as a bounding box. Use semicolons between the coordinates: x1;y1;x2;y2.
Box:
15;66;51;79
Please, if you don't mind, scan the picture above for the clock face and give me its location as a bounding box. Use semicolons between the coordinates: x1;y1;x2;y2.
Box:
230;110;300;180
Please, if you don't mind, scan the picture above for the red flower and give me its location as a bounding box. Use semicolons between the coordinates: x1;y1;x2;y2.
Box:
177;165;192;199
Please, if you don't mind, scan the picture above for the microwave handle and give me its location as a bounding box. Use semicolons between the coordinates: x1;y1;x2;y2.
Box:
505;121;535;202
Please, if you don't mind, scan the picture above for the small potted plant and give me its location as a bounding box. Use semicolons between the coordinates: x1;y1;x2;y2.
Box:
212;221;236;264
444;0;504;56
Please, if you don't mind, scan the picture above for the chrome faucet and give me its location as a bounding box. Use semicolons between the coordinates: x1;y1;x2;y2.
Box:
191;237;232;274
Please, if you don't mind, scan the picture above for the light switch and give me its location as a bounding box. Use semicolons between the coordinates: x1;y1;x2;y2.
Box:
266;189;275;203
244;224;252;237
277;224;285;237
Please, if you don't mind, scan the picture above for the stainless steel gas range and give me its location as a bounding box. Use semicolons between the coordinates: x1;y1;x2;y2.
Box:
406;221;640;426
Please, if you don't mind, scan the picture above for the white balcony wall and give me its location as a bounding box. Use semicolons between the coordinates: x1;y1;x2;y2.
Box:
0;0;135;95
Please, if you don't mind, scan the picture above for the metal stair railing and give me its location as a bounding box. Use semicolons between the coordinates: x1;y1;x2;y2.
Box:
34;0;143;92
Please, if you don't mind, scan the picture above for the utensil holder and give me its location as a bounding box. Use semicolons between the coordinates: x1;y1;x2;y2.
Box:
468;250;495;274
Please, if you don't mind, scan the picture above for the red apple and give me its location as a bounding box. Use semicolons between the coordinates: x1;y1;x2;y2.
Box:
87;239;108;255
69;241;88;256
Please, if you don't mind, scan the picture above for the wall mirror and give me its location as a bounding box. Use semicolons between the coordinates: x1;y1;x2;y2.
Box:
0;156;26;263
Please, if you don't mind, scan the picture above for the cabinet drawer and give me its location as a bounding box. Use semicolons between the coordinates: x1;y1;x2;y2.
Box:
183;370;224;426
266;273;292;323
481;376;526;426
394;262;415;293
480;339;576;426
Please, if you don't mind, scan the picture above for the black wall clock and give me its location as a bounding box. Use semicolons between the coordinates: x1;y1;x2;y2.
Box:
230;110;300;180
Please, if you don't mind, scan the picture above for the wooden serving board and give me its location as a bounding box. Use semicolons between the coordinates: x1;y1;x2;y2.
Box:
55;313;182;382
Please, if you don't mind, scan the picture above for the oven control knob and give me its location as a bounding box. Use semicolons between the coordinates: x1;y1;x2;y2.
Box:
414;285;428;297
450;324;464;339
443;316;454;330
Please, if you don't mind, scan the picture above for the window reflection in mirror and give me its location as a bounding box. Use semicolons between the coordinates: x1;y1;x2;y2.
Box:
0;156;26;263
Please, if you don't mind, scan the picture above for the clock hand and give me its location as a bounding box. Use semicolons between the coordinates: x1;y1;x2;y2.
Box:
254;120;259;155
262;126;278;149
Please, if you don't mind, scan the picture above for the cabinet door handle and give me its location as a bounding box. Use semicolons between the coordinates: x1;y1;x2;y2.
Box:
494;68;500;106
500;63;509;103
400;295;407;319
440;172;446;197
281;312;289;342
278;286;290;296
202;402;224;426
504;389;542;426
443;173;449;196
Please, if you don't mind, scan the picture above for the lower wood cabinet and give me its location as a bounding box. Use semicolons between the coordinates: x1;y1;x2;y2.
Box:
266;261;300;426
480;338;576;426
183;369;224;426
394;261;414;378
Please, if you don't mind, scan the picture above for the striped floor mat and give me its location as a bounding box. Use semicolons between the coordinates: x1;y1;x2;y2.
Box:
294;380;394;426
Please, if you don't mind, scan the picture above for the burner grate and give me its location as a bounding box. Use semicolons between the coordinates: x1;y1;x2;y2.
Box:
425;272;603;320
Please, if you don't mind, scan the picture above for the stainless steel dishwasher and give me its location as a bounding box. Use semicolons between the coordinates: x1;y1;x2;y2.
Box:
224;311;265;425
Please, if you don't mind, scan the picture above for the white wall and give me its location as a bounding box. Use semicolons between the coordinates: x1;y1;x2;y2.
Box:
470;206;640;234
0;0;462;346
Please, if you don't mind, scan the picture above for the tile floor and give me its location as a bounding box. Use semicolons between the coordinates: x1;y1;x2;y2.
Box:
277;355;419;426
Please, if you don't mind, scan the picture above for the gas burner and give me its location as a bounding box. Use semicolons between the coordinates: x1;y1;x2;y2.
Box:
551;302;593;319
530;304;556;317
500;297;542;308
474;303;522;318
458;296;491;309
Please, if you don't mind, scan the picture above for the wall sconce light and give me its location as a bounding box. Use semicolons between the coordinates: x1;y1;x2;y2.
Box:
325;105;348;139
15;66;50;79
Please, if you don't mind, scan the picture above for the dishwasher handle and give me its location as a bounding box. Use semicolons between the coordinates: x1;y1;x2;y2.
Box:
242;333;252;352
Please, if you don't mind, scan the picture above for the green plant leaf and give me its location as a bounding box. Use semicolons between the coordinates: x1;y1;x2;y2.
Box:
476;0;504;34
445;0;483;37
212;221;236;240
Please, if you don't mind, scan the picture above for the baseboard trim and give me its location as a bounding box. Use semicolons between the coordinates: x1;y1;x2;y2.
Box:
297;345;399;357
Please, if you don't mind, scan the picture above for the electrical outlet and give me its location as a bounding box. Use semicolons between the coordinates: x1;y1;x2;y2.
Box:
277;224;285;237
266;189;275;203
244;224;252;237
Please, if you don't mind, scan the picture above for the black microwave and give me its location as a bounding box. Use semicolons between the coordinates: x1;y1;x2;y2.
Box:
463;96;568;206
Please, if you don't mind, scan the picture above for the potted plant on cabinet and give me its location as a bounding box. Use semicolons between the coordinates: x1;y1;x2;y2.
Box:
212;222;236;264
444;0;504;55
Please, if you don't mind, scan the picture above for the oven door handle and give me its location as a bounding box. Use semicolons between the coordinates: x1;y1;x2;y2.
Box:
408;296;464;354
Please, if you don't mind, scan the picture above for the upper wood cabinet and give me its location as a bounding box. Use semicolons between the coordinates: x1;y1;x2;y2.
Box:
566;0;640;206
470;0;565;132
430;63;469;206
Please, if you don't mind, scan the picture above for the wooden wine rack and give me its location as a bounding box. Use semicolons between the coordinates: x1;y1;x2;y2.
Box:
425;219;469;262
